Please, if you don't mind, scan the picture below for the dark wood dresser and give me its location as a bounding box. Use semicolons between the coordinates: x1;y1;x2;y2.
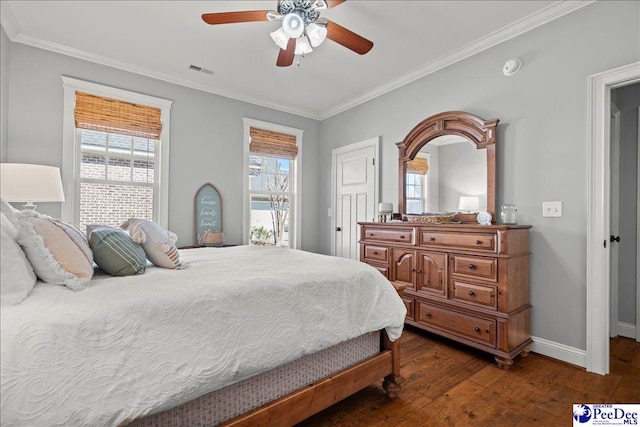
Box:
359;221;532;368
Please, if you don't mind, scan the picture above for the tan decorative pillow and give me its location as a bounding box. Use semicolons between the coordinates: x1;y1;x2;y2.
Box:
17;212;94;291
120;218;184;269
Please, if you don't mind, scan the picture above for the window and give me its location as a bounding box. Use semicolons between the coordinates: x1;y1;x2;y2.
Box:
61;77;172;229
406;156;428;214
243;119;302;248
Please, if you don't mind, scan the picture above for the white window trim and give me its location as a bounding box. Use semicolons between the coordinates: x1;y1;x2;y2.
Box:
242;118;303;249
61;76;173;228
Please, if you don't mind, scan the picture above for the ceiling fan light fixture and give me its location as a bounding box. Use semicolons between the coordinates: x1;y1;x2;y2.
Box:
282;13;305;38
306;22;327;47
295;36;313;55
270;27;290;50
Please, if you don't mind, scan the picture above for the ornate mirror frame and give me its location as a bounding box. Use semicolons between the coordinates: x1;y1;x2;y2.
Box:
397;111;499;221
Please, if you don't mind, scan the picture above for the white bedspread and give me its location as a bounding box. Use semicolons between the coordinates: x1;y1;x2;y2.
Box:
1;246;406;426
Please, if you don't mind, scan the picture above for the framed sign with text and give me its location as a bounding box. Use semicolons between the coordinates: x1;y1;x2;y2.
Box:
194;183;223;246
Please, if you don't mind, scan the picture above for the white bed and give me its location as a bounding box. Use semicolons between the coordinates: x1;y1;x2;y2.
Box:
1;246;406;426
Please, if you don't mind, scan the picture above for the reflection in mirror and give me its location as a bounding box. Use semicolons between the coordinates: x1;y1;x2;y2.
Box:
406;135;487;214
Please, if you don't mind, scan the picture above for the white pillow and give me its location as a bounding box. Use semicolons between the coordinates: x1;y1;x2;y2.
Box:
120;218;185;269
0;212;37;305
17;211;94;291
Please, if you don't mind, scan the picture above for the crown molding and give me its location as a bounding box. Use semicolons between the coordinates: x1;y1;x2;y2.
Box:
2;1;594;122
319;0;596;120
0;1;21;39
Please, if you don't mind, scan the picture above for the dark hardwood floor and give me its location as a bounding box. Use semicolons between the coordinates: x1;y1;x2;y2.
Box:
298;326;640;426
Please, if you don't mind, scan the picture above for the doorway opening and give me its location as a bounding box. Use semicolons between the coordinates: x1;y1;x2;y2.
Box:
586;61;640;375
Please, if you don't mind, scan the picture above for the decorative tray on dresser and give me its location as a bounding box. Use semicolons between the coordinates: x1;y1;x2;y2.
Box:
359;221;532;369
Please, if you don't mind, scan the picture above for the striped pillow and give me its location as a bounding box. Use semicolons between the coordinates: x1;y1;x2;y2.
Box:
87;225;146;277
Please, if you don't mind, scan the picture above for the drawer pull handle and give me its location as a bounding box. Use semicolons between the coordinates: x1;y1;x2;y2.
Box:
429;237;436;242
468;264;476;269
476;240;481;244
372;251;378;255
368;233;374;237
425;312;431;318
474;327;481;333
399;235;405;239
468;290;475;296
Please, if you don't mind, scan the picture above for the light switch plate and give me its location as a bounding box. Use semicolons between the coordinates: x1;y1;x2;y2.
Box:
543;201;562;217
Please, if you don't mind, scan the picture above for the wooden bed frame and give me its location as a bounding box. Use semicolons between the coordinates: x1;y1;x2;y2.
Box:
220;331;402;427
132;330;402;427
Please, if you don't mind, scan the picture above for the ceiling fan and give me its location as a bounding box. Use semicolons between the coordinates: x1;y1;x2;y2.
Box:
202;0;373;67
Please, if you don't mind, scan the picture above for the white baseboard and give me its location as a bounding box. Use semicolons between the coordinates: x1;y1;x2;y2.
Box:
530;335;586;368
616;322;637;339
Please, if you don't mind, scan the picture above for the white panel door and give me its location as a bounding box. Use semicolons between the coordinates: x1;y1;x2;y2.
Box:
333;141;377;259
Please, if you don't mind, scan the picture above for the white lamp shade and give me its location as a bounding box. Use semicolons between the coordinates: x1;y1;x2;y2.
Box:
270;27;290;50
378;202;393;214
306;22;327;47
295;36;313;55
0;163;65;204
282;13;305;38
458;196;480;212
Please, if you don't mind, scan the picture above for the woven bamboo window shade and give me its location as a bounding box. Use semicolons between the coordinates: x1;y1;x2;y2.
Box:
249;127;298;159
75;92;162;139
407;157;429;174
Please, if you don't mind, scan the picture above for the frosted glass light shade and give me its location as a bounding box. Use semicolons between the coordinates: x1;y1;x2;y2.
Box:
270;27;290;50
295;36;313;55
378;202;393;214
306;22;327;47
282;13;304;38
458;196;480;212
0;163;65;208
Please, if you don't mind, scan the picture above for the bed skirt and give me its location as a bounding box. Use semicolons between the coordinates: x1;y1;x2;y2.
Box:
130;331;381;426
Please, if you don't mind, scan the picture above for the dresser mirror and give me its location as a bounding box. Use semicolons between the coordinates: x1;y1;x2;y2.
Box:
397;111;499;222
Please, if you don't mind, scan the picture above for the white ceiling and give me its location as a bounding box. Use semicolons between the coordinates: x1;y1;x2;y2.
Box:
1;1;592;120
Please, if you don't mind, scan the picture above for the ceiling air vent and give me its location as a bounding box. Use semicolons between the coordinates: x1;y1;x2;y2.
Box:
188;65;214;75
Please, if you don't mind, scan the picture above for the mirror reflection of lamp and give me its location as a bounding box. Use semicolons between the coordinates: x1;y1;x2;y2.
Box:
0;163;65;211
378;202;393;223
458;196;480;213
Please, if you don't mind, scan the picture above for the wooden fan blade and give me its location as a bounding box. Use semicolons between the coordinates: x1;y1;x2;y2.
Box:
202;10;270;25
276;38;296;67
326;20;373;55
327;0;347;8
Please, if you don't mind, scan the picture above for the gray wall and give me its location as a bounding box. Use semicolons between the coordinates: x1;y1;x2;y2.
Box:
613;83;639;327
1;27;8;162
3;42;322;252
318;1;640;350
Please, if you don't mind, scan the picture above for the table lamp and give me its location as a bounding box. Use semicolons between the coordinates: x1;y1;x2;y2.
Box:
378;202;393;223
0;163;65;210
458;196;480;213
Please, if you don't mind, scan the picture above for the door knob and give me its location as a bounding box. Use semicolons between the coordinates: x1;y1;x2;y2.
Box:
610;235;620;243
336;227;342;232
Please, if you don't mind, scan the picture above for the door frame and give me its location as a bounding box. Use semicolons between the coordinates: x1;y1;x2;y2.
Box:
586;61;640;375
330;137;380;256
637;108;640;342
609;103;620;338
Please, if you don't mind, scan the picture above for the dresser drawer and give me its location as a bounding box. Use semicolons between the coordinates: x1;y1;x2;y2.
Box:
420;231;496;253
363;245;388;263
417;302;496;347
451;280;498;310
451;255;497;281
363;227;414;244
367;263;389;278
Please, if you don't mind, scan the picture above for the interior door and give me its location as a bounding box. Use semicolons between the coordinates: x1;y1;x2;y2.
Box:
332;139;378;259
